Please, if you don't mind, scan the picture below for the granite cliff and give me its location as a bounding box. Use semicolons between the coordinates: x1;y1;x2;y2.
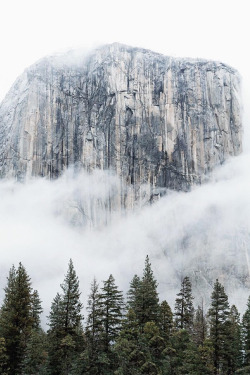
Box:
0;43;242;207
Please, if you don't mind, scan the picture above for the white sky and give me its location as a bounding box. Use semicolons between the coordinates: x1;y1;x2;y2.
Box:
0;0;249;99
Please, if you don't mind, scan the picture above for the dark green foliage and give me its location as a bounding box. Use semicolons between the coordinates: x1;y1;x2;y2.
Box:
127;274;141;316
21;329;48;375
207;279;230;374
84;274;124;374
133;256;160;329
21;289;45;374
47;259;84;375
48;293;64;330
242;296;250;368
99;274;124;351
60;259;83;334
193;304;207;346
0;337;8;374
0;263;38;375
140;361;158;375
115;319;166;375
174;276;194;332
168;329;214;375
31;289;43;329
170;329;199;375
113;309;142;375
85;277;105;375
86;278;103;346
120;308;140;343
142;322;166;370
159;300;173;342
197;339;214;375
222;305;243;374
0;258;248;374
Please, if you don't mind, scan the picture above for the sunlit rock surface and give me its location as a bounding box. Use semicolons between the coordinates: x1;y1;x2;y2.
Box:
0;43;242;207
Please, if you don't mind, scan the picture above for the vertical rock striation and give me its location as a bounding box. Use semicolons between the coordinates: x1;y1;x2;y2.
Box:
0;43;242;207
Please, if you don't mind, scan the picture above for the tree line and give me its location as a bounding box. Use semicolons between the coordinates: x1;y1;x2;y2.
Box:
0;256;250;375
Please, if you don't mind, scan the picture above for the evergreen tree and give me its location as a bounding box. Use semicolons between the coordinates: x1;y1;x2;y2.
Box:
242;296;250;369
170;329;200;375
47;259;84;375
114;309;144;375
222;304;243;374
193;304;207;346
142;321;166;370
60;259;83;334
99;274;124;351
0;263;35;375
31;290;43;329
197;339;214;375
21;329;48;375
86;278;103;347
159;300;173;342
0;337;8;375
174;276;194;332
47;293;64;375
126;274;141;313
88;274;124;374
21;289;46;374
140;361;158;375
136;256;159;328
48;293;64;330
120;308;140;344
207;279;230;375
85;277;105;375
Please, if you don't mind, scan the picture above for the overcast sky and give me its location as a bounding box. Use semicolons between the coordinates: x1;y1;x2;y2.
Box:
0;0;249;95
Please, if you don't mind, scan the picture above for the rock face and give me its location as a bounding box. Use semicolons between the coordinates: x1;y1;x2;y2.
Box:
0;43;242;206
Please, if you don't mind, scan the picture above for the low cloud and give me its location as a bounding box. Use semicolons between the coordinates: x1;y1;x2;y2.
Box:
1;152;250;326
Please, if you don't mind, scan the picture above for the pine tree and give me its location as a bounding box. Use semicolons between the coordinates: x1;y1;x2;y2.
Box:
21;329;48;375
159;300;173;342
197;339;214;375
242;296;250;370
120;308;140;343
0;337;8;375
0;263;35;375
174;276;194;332
47;259;84;375
86;278;103;347
21;289;46;374
99;274;124;351
207;279;230;375
114;309;143;375
31;290;43;329
193;304;207;346
47;293;64;375
140;361;158;375
142;321;166;371
222;304;243;374
170;328;200;375
136;256;159;329
60;259;83;335
127;274;141;312
85;277;105;374
87;274;124;374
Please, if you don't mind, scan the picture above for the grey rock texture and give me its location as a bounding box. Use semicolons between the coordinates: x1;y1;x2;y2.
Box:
0;43;242;206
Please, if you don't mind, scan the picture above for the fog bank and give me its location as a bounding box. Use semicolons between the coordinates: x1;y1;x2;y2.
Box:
0;151;250;325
